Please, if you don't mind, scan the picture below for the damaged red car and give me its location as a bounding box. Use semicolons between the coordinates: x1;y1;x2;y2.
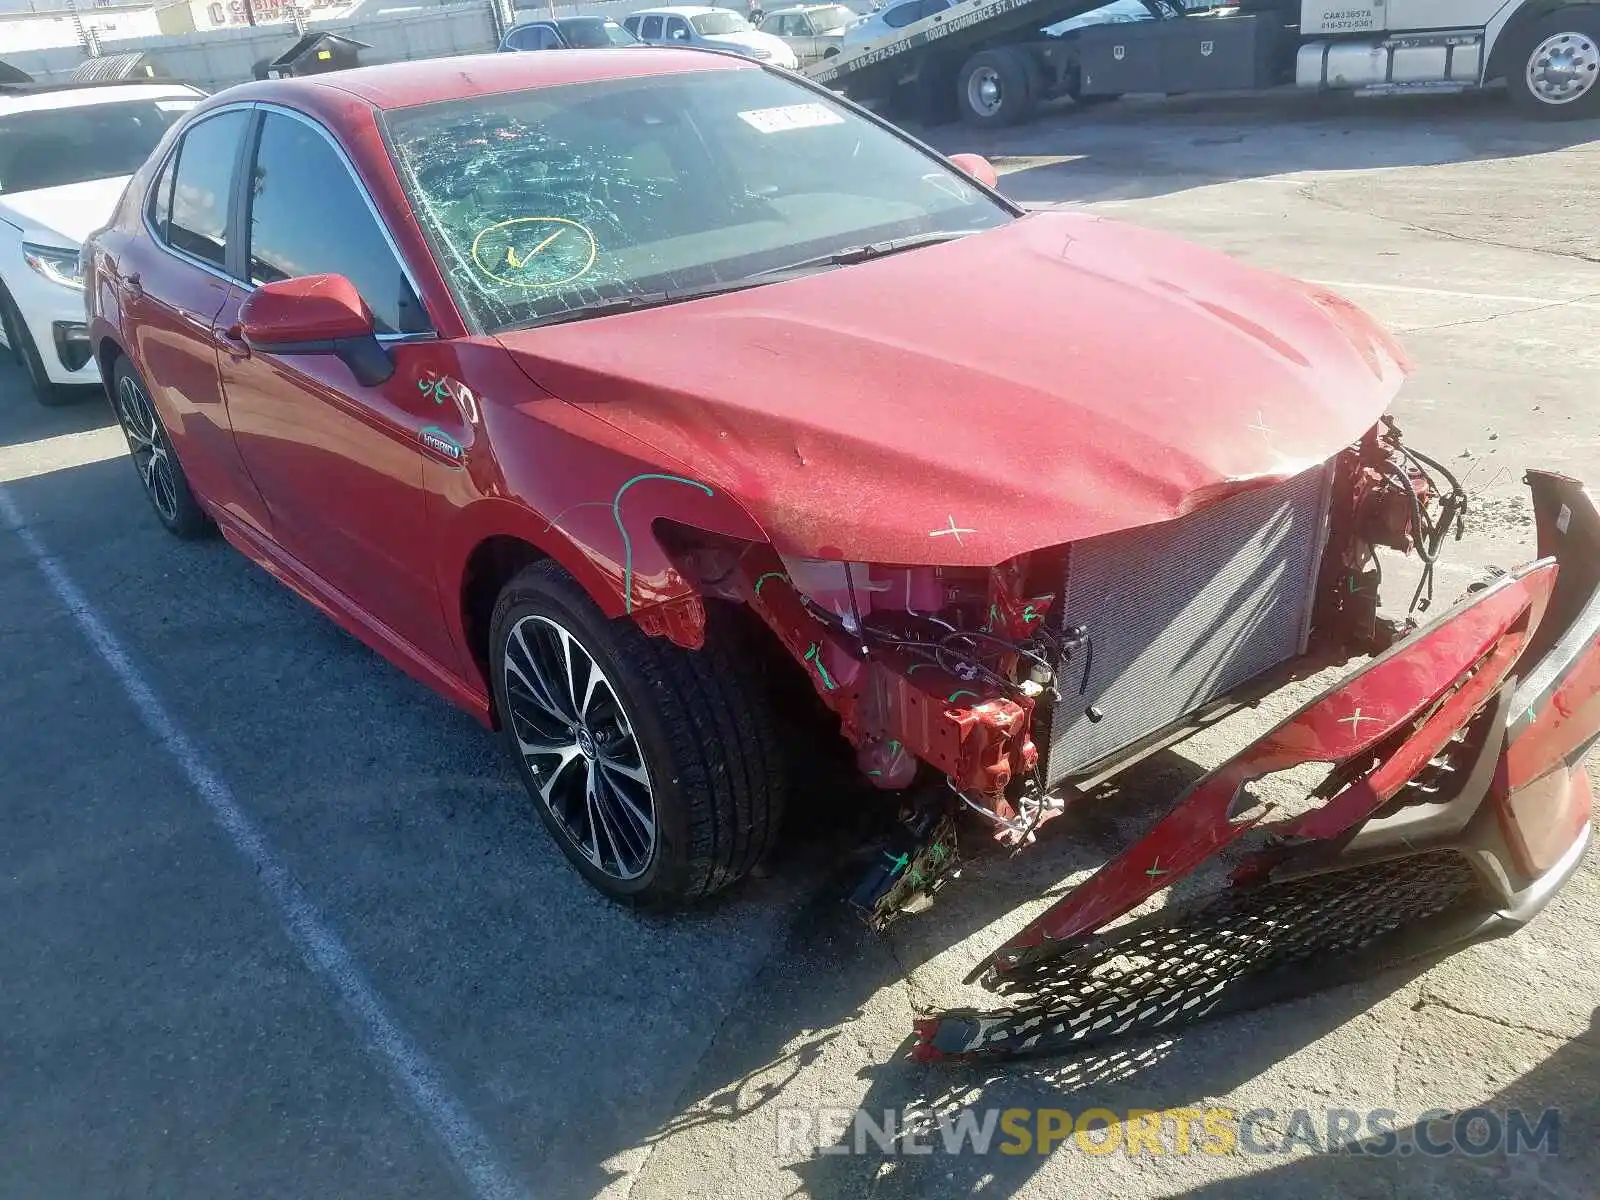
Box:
84;49;1597;1061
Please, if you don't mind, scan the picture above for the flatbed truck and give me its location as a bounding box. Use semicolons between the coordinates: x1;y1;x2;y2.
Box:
803;1;1600;127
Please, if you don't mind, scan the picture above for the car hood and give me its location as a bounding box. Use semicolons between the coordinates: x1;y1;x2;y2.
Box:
703;30;790;55
0;175;130;247
497;210;1409;567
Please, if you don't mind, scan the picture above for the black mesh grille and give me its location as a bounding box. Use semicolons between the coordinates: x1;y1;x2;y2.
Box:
949;851;1484;1058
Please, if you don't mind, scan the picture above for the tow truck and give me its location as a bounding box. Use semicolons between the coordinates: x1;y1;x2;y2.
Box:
805;1;1600;127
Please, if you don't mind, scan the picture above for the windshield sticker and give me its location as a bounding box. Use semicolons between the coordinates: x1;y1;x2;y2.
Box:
469;216;598;288
736;104;846;134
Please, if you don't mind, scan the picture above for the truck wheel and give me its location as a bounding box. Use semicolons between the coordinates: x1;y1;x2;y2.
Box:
1507;8;1600;119
957;48;1040;127
490;561;787;910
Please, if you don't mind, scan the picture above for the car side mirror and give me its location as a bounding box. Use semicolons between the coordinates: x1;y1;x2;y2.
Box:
238;273;394;387
947;153;998;190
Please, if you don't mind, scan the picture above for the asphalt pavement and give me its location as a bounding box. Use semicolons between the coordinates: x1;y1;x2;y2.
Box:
2;87;1598;1200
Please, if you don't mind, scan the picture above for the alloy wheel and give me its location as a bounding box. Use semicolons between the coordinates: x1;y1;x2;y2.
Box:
502;614;658;880
116;374;179;523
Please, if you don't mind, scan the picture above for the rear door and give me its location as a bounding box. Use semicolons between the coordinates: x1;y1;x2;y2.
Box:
213;106;457;667
119;106;274;538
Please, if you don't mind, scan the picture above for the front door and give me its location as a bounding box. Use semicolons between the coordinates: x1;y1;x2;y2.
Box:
216;107;456;669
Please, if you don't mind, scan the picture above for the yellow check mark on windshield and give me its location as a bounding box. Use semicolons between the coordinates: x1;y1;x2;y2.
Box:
506;228;565;270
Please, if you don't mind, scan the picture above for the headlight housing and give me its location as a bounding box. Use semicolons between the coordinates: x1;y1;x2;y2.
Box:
21;241;84;292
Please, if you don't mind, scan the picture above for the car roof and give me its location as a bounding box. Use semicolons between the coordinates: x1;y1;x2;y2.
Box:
211;48;753;112
0;82;203;118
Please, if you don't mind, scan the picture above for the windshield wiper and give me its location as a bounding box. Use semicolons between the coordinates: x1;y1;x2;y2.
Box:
528;270;817;328
767;230;981;274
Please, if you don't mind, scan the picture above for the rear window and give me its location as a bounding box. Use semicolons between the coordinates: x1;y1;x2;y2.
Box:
0;97;198;194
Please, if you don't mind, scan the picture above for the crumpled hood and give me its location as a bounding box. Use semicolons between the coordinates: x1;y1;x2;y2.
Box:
498;210;1410;566
0;176;130;247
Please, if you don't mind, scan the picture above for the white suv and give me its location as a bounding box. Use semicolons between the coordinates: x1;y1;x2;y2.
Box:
0;80;204;405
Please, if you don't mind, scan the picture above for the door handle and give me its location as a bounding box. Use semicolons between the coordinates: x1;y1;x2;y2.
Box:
218;323;251;360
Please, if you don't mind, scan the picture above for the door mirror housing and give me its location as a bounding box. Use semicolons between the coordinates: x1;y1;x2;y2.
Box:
947;152;998;190
239;273;394;387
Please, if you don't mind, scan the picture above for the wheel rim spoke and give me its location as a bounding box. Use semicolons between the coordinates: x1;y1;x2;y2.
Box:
118;376;179;521
503;613;657;881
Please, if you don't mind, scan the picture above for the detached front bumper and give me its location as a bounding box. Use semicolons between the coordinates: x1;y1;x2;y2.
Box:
914;470;1600;1063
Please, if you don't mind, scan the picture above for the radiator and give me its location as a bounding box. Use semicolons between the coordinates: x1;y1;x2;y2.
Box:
1042;463;1333;784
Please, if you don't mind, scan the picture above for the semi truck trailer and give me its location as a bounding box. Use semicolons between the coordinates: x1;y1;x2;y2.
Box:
804;1;1600;127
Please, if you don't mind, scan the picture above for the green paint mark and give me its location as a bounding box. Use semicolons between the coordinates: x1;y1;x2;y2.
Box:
947;688;980;704
868;769;883;778
906;867;926;889
929;841;949;865
906;663;935;676
887;739;902;755
754;571;786;597
1021;604;1042;624
610;473;714;613
987;603;1001;630
805;643;838;690
883;850;909;875
418;377;451;405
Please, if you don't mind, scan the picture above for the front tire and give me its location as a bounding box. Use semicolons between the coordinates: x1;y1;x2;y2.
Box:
0;284;73;407
110;357;211;538
1507;8;1600;120
490;561;786;910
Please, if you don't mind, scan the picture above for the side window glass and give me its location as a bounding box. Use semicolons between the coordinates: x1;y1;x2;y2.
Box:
146;150;177;240
168;110;249;268
884;2;920;28
246;113;429;335
665;17;689;39
537;26;561;47
623;15;640;34
641;15;663;38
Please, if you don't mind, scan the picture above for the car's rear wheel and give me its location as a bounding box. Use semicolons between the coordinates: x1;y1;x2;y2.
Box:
0;284;73;407
111;357;211;538
490;560;786;909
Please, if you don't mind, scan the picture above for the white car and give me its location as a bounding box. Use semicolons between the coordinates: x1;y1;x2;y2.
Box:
623;7;800;69
757;4;861;64
0;80;204;405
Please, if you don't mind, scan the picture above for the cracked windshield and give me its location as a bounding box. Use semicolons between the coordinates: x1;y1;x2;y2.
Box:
381;67;1012;332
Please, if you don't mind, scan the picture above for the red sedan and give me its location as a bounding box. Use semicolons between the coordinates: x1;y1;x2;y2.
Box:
85;48;1598;1058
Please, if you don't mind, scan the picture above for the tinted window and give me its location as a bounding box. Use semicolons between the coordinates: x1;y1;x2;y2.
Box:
664;16;691;39
146;149;177;239
504;25;544;49
0;96;198;195
168;110;249;268
246;113;428;335
883;1;922;27
640;15;663;37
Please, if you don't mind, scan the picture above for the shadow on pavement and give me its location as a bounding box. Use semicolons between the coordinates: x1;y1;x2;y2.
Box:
907;90;1600;209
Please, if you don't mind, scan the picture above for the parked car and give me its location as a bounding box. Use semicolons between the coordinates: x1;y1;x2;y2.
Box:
757;3;859;64
839;0;948;50
0;78;203;405
83;51;1598;1063
622;7;799;68
498;16;639;52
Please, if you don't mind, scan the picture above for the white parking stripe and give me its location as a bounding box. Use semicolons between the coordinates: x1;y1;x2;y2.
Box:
0;488;529;1200
1305;279;1600;312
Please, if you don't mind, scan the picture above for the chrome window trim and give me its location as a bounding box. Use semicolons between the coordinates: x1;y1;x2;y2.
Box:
141;99;439;339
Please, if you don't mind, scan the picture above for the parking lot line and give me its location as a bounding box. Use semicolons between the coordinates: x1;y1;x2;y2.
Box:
1305;278;1600;312
0;488;530;1200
